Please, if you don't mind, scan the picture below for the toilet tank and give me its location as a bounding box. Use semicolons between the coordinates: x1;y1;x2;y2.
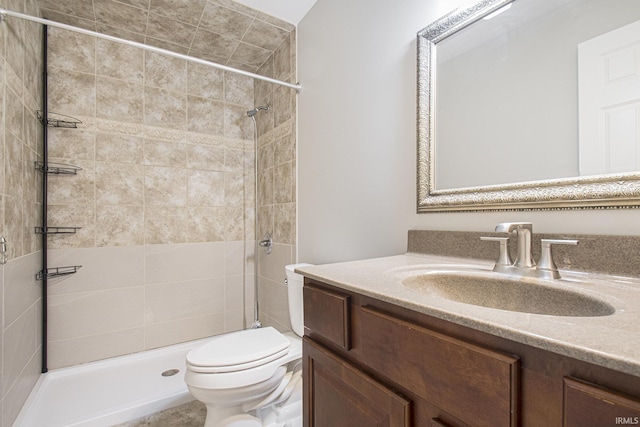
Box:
285;263;313;337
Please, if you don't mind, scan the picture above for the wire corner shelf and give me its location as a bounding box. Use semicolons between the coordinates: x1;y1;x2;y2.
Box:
35;226;82;235
36;265;82;281
35;161;83;175
37;111;82;128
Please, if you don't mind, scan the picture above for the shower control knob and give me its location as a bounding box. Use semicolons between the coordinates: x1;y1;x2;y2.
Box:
259;233;272;254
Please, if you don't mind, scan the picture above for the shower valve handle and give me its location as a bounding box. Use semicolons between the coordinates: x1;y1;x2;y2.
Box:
259;233;272;254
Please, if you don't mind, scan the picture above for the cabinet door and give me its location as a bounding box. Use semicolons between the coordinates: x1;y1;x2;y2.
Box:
564;377;640;427
304;284;351;350
303;337;410;427
358;306;519;427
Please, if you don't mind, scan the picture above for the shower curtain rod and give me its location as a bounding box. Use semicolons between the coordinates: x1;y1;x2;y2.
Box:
0;8;302;93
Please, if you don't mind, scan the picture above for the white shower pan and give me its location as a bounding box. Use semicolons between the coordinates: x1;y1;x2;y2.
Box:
14;338;211;427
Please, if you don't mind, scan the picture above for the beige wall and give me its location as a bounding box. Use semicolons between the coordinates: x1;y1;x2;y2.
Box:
297;0;640;266
0;0;44;424
43;9;297;369
1;0;297;422
44;26;255;368
254;30;298;332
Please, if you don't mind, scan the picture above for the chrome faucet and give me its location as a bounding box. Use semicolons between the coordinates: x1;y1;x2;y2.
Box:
494;222;535;269
481;222;578;279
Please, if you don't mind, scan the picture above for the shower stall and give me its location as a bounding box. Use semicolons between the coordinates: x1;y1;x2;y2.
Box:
0;2;298;425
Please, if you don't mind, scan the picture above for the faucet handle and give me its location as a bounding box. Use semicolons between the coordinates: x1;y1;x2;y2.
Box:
480;236;512;267
537;239;579;277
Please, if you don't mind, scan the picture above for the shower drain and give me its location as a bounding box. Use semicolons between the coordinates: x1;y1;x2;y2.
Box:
161;368;180;377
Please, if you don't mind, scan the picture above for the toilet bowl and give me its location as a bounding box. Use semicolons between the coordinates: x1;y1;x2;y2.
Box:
185;263;311;427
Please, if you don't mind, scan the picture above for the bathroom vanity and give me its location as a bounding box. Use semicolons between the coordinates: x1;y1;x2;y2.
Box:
298;231;640;426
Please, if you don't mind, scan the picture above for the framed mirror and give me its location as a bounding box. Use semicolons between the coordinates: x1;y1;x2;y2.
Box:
417;0;640;212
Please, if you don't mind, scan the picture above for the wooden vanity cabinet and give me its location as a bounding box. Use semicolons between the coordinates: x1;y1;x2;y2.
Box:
303;279;640;427
564;377;640;426
303;280;518;427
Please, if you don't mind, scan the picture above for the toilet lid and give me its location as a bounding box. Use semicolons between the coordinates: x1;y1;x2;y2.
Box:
187;327;290;373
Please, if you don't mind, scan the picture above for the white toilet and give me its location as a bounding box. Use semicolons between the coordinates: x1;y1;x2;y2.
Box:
185;263;311;427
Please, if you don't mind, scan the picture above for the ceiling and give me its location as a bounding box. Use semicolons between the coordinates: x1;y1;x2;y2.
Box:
36;0;308;73
233;0;317;25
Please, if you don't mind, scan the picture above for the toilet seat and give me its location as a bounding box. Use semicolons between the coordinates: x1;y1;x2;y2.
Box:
185;334;302;390
187;327;290;374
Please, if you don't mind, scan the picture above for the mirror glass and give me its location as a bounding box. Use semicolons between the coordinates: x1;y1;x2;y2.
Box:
417;0;640;211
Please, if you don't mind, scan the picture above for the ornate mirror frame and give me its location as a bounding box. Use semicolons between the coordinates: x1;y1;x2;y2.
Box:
417;0;640;212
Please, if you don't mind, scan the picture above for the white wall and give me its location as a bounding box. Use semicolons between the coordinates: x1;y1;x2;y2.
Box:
297;0;640;265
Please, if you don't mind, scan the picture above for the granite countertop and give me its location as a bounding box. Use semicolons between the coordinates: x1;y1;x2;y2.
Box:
296;253;640;377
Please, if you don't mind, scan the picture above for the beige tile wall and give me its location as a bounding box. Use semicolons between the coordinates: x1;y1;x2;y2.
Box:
1;0;298;422
253;31;299;331
0;0;44;425
45;242;252;367
37;0;294;75
45;25;267;368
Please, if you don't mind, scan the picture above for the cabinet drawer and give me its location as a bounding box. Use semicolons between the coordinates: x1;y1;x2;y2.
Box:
358;307;519;427
564;377;640;427
304;284;351;350
303;337;410;427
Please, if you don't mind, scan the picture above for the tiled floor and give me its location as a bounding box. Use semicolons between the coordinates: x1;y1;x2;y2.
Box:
113;400;206;427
